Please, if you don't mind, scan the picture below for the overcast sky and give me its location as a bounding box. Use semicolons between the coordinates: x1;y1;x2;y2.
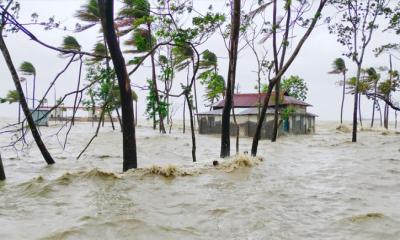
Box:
0;0;399;122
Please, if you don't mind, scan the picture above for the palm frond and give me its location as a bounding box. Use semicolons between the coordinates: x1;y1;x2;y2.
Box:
61;36;81;51
19;61;36;75
118;0;151;19
75;0;100;23
1;90;20;104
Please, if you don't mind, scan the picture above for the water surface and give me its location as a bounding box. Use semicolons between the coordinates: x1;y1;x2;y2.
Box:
0;121;399;239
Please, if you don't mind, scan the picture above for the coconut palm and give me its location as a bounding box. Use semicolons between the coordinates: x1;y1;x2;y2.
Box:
75;0;100;31
75;0;109;61
0;90;21;122
61;35;82;52
19;61;36;109
119;0;168;133
329;58;347;124
364;67;380;127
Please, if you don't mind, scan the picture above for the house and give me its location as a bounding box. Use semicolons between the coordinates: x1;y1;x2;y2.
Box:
196;92;316;139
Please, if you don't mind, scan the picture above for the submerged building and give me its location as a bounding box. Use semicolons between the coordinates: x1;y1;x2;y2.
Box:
196;93;316;139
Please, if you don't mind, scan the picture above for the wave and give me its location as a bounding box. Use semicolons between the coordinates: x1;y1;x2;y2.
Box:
132;164;197;178
57;169;121;181
336;124;351;133
217;154;264;173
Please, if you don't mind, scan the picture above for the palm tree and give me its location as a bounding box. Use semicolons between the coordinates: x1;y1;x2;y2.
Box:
75;0;100;30
357;79;370;127
60;36;82;126
329;58;347;124
0;90;21;122
119;0;168;133
19;61;36;109
61;35;82;52
365;67;380;127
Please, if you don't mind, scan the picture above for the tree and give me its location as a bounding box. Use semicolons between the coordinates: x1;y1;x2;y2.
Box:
364;67;381;127
98;0;137;171
0;3;55;165
220;0;241;158
378;68;399;129
281;75;308;101
75;0;100;30
243;6;270;119
19;61;36;109
199;71;225;109
120;0;167;133
0;89;21;122
198;50;225;110
329;58;347;124
251;0;329;156
328;0;390;142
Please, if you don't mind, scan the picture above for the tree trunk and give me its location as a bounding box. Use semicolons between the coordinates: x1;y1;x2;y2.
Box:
183;97;186;134
148;23;166;134
99;0;137;171
18;103;21;123
0;154;5;181
220;0;241;158
71;58;83;126
384;103;389;129
271;0;292;142
152;100;156;130
358;93;362;127
32;74;36;109
135;101;138;126
395;111;398;129
185;93;196;162
378;102;383;127
271;82;280;142
340;73;346;124
0;33;55;165
116;107;122;129
352;65;362;142
192;56;199;126
371;83;377;128
251;84;274;156
24;80;28;106
108;111;115;130
183;65;190;134
232;100;240;154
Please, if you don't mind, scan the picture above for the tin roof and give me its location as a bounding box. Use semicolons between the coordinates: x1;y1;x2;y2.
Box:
213;93;312;109
197;108;318;117
197;108;274;116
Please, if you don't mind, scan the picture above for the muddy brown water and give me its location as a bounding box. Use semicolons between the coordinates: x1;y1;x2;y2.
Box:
0;120;399;239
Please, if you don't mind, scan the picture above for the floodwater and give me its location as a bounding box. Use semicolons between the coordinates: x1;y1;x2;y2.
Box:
0;120;399;240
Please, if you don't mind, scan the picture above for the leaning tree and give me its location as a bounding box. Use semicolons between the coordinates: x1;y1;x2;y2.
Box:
251;0;329;156
329;58;347;124
328;0;391;142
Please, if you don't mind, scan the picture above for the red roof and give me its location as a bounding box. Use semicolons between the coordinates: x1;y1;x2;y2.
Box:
213;93;311;109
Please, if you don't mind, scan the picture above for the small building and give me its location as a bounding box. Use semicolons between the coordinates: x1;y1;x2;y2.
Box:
197;93;316;139
31;108;51;126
